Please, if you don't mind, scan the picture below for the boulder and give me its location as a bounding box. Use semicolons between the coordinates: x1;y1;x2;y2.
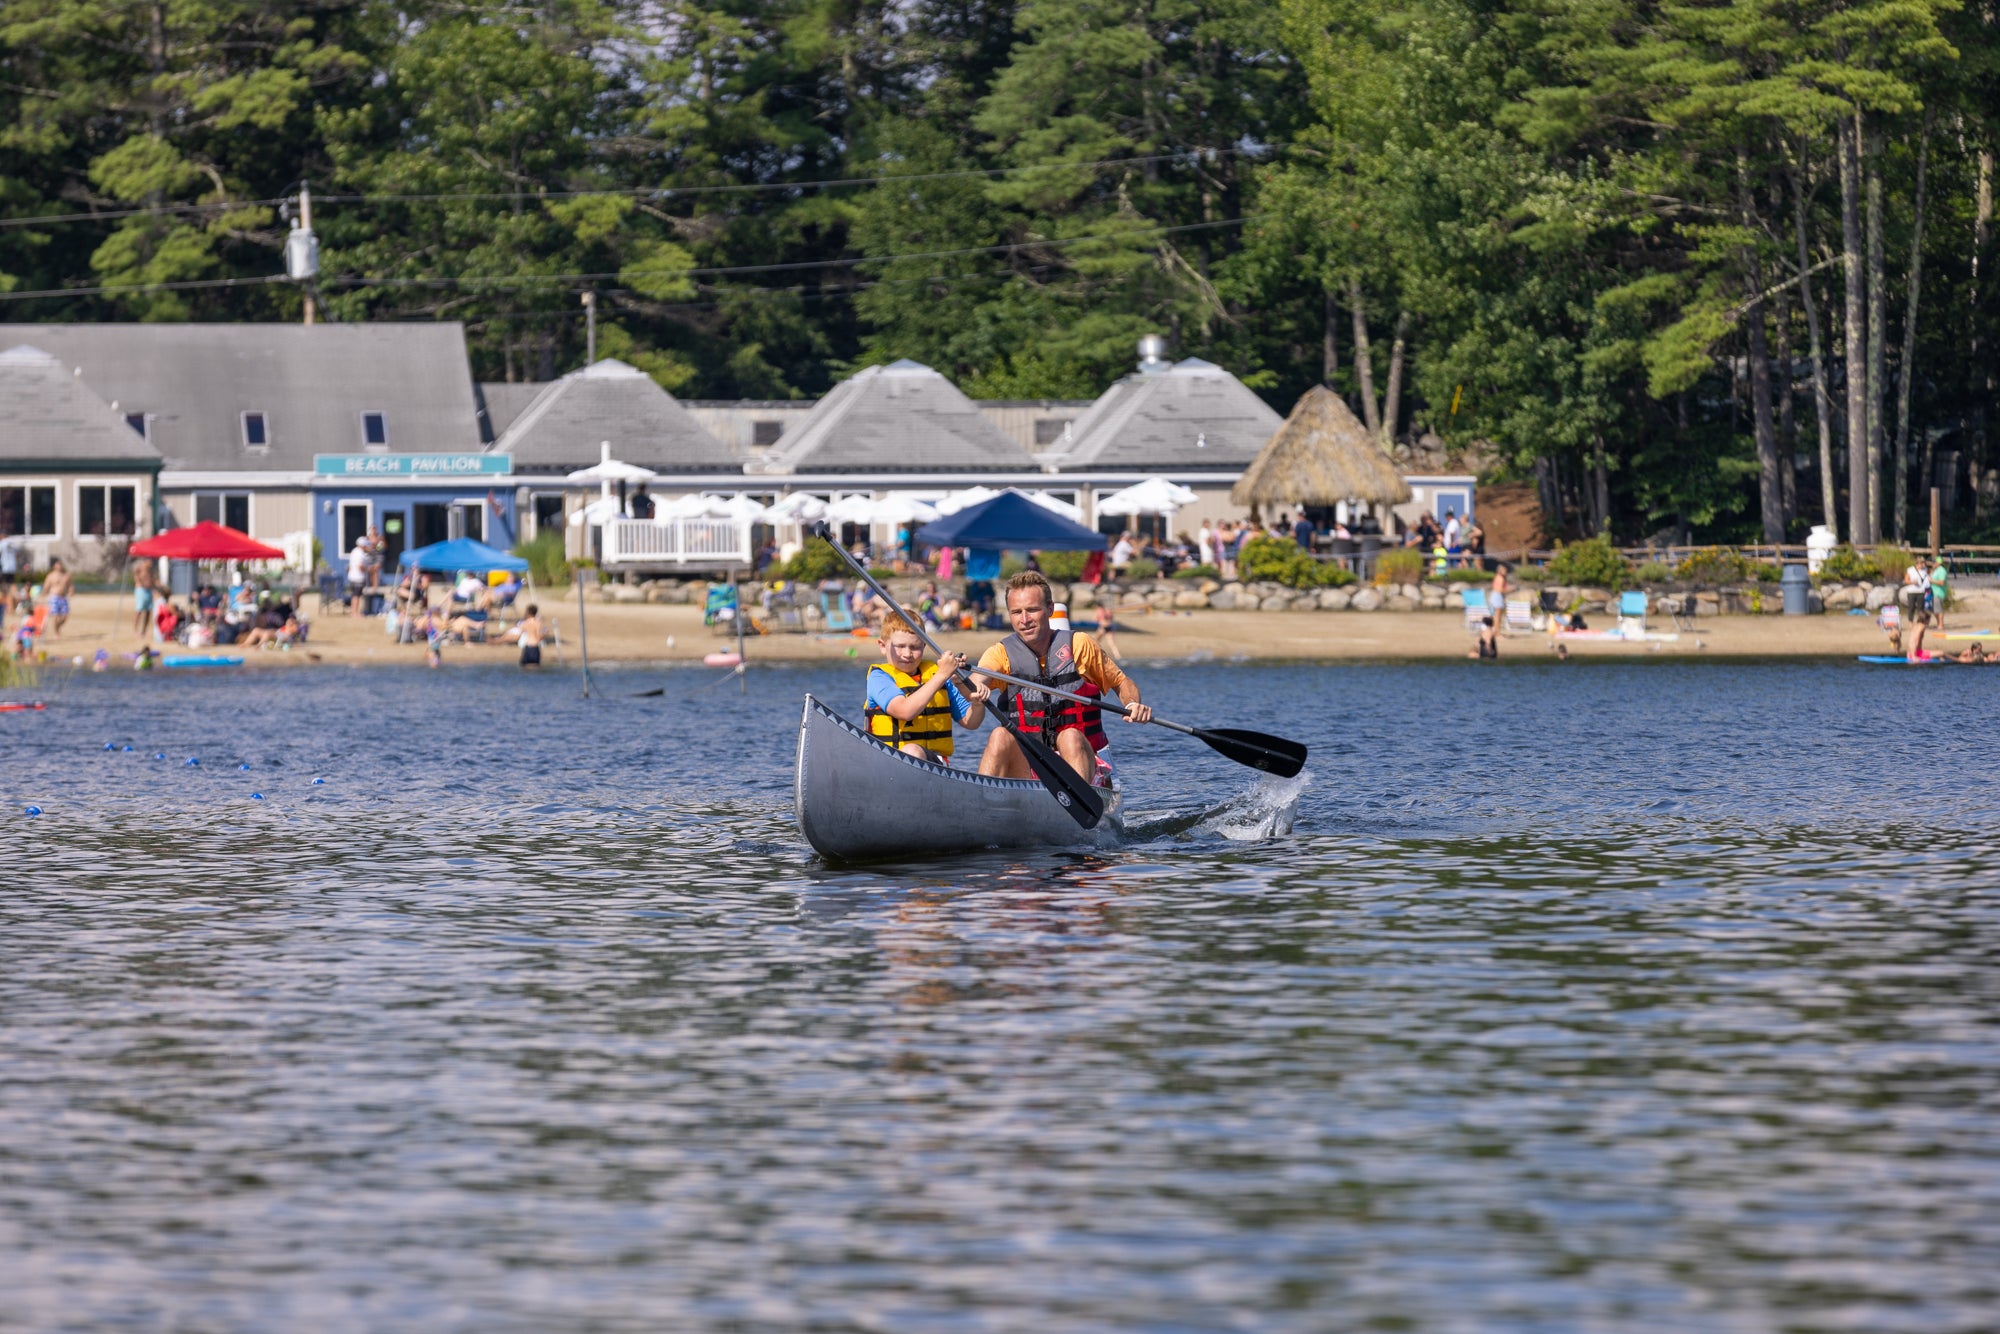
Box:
1865;584;1896;611
1384;594;1418;612
1349;586;1384;612
1419;588;1447;609
1067;584;1096;608
1146;588;1175;608
1399;582;1422;601
1250;580;1285;599
1174;589;1210;609
645;585;674;604
1318;587;1352;611
1207;588;1239;610
1198;579;1221;595
1261;593;1294;612
609;583;646;604
1222;581;1245;598
1822;584;1866;611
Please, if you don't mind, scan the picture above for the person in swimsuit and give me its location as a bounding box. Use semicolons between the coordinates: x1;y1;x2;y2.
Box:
41;559;71;637
1906;610;1934;662
503;604;544;668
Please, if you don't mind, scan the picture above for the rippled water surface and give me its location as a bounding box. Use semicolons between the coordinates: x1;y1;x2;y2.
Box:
2;658;1996;1331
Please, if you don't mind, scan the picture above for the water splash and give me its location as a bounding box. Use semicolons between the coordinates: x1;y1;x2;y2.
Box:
1120;770;1308;844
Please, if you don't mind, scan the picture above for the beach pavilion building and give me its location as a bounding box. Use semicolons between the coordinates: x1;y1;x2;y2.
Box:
0;322;502;574
0;344;163;574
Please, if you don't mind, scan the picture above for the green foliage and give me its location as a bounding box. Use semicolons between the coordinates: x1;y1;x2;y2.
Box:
1675;548;1757;587
1037;550;1091;581
1173;564;1221;580
1374;549;1426;587
515;532;570;588
781;541;847;584
1546;536;1632;590
1123;557;1161;580
0;655;40;688
1817;544;1878;582
1874;546;1914;583
1440;567;1494;583
1240;535;1352;588
1634;561;1676;585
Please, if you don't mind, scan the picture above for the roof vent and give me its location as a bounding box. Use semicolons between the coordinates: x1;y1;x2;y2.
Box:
1138;335;1170;375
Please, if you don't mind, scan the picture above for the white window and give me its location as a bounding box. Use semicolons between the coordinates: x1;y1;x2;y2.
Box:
0;483;57;538
194;491;251;532
77;483;139;538
360;411;389;448
241;411;269;449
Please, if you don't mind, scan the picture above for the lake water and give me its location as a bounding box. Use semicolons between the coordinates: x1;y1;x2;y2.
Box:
2;658;1995;1331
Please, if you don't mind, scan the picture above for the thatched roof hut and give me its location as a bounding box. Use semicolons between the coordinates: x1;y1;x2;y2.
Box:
1231;386;1413;510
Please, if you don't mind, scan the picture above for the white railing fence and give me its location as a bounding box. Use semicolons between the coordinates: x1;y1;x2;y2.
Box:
601;517;751;567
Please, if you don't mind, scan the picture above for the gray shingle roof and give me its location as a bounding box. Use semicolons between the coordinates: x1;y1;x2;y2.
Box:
751;359;1038;474
0;344;163;465
1041;358;1283;472
0;322;481;470
490;359;736;474
476;382;546;443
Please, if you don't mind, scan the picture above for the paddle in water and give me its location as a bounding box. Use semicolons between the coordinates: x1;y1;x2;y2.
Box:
811;525;1104;829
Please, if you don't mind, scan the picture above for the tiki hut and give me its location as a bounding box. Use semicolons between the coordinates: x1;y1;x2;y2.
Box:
1231;385;1413;514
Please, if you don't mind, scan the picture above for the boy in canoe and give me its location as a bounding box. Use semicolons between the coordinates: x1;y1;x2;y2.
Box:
865;614;989;764
976;571;1151;784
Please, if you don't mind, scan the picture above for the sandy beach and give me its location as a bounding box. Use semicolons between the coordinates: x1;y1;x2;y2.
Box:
24;587;2000;669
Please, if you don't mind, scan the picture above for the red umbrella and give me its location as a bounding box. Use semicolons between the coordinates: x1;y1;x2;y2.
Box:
129;521;285;561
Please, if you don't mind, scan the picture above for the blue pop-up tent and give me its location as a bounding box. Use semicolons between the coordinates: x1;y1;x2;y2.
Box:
912;490;1107;551
399;536;528;573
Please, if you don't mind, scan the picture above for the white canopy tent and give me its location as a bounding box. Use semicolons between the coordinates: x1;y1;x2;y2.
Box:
1096;476;1200;516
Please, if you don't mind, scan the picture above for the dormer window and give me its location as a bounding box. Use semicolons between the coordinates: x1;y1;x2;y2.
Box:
241;411;269;449
361;411;389;449
125;412;149;440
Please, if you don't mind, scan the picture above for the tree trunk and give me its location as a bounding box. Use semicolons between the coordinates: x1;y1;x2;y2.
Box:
1792;160;1839;538
1535;454;1562;531
1322;287;1339;386
1776;289;1798;523
1742;150;1783;543
1839;114;1871;543
1895;114;1932;546
1347;274;1381;435
1961;145;1992;518
1591;434;1611;536
1382;310;1410;444
1865;121;1887;543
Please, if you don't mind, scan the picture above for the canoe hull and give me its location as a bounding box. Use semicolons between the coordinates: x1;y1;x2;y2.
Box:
794;694;1117;861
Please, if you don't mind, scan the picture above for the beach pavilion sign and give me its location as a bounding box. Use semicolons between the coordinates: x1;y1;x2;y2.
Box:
314;453;512;478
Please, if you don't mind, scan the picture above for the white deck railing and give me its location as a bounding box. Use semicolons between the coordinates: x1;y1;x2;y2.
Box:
601;517;751;568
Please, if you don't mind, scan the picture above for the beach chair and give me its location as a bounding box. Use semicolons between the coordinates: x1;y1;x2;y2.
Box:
1616;590;1649;637
1504;598;1533;634
1460;587;1487;632
704;583;739;628
1876;603;1900;635
818;586;853;632
1671;593;1700;633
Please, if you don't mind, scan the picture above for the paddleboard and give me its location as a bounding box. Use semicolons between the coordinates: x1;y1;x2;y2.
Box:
0;701;46;712
1857;655;1946;665
162;654;245;669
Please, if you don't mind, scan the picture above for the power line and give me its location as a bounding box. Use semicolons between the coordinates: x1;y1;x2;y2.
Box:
0;149;1246;231
0;272;289;303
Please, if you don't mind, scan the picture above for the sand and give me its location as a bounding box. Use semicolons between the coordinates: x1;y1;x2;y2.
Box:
23;587;2000;670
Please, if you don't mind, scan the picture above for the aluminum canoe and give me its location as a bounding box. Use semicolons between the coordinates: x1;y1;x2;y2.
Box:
794;694;1119;861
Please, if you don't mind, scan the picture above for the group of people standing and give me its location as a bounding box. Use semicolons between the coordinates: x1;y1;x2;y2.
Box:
1;556;71;656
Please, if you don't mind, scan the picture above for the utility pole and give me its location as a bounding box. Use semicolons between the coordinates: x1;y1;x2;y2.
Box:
582;291;597;364
285;182;320;326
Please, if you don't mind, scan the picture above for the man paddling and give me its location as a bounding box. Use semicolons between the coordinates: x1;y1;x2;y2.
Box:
976;571;1150;784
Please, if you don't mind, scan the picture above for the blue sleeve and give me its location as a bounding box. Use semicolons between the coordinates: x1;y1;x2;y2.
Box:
866;668;903;713
944;676;973;723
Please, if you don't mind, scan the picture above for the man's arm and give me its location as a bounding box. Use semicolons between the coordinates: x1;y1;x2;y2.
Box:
1073;633;1150;722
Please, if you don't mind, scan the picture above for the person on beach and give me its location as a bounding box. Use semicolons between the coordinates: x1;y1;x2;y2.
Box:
976;571;1149;785
132;561;159;636
865;613;988;764
1929;557;1949;624
502;604;543;669
1906;610;1935;663
41;559;71;636
1094;601;1123;662
1468;615;1500;660
1952;642;1987;665
346;534;371;616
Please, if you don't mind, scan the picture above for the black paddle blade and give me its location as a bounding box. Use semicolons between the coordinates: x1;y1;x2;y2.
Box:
1194;727;1307;778
1009;726;1105;829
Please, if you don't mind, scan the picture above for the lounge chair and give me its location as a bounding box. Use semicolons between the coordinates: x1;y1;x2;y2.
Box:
1460;587;1488;632
818;586;854;633
1671;593;1700;633
1616;590;1649;636
1505;598;1533;634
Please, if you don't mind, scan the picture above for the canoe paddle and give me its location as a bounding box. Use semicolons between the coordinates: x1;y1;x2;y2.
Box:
812;525;1104;828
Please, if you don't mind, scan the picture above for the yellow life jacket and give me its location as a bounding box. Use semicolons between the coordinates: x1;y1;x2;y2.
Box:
866;660;955;756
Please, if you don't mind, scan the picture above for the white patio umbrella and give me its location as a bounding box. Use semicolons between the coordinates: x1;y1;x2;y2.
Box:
1018;488;1086;523
653;493;716;519
564;440;659;519
867;493;940;525
709;493;770;522
570;495;625;526
767;492;828;523
934;485;999;515
1096;476;1200;516
823;494;880;525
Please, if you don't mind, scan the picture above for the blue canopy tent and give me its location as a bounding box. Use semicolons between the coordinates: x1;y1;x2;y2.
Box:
398;536;528;573
912;490;1107;552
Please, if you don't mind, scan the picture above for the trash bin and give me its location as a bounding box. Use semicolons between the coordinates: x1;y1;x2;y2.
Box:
1780;562;1811;615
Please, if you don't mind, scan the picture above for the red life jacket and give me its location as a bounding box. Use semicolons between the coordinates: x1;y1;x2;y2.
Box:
997;629;1107;752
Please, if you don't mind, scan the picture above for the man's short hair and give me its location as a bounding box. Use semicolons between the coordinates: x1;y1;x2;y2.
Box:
1005;571;1054;610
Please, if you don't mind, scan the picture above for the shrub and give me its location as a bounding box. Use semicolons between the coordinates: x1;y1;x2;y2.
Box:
780;540;846;583
515;532;571;587
1514;565;1548;582
1374;548;1426;586
1124;557;1160;580
1750;562;1780;583
1172;563;1221;580
1874;545;1913;583
1546;535;1631;589
1038;550;1090;581
1238;535;1353;588
1675;547;1755;587
999;555;1026;578
866;566;897;580
1634;560;1675;584
1441;567;1494;583
1816;543;1875;583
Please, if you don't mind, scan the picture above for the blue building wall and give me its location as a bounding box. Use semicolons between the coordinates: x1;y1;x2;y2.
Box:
312;483;518;571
